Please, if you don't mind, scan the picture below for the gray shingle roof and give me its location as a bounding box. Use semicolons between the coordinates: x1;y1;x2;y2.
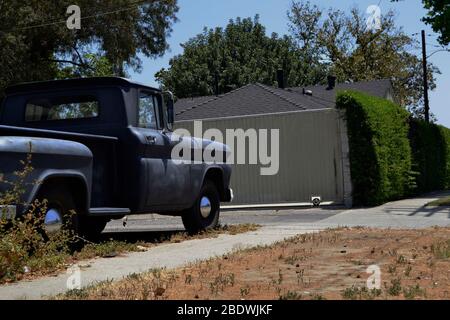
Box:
298;79;394;106
175;95;217;115
175;79;393;121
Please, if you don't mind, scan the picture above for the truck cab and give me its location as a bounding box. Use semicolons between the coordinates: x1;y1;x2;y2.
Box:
0;77;233;236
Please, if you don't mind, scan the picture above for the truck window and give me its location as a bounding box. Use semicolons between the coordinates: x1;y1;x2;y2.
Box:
138;92;159;129
25;96;99;122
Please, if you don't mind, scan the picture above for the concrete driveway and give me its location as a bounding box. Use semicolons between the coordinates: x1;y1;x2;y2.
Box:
103;206;343;235
1;192;449;300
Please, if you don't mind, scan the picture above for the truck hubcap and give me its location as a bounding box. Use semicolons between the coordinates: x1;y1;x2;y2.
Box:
200;196;212;218
44;208;63;233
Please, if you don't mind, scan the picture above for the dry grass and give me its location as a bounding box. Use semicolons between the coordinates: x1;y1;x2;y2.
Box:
57;227;450;300
0;223;259;284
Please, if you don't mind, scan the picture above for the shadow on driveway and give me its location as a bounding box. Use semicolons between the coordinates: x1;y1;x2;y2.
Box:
99;229;187;244
384;206;450;218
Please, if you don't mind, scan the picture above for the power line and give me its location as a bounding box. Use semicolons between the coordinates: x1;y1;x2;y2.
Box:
427;49;450;59
1;0;147;33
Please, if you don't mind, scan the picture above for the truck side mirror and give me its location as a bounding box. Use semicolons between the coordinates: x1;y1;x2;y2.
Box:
164;91;175;128
167;98;174;125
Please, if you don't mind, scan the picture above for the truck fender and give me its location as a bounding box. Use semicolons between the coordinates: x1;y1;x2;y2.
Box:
28;171;90;216
202;166;226;201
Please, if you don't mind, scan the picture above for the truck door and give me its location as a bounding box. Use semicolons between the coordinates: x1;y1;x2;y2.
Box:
137;91;191;209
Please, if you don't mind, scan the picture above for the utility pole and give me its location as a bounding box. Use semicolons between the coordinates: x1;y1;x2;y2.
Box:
421;30;430;123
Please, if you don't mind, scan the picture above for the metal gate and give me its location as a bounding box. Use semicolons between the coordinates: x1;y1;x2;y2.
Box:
176;108;352;207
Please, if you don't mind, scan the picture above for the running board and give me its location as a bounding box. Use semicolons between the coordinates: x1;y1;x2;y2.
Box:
89;207;131;216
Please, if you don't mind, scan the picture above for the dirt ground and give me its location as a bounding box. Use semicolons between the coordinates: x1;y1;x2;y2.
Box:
61;227;450;300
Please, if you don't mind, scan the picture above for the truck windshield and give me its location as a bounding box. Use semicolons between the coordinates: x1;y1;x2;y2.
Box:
25;96;99;122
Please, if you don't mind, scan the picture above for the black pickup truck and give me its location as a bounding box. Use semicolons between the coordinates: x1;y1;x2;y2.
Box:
0;77;233;237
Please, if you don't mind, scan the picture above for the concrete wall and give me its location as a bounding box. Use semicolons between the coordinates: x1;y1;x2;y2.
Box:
176;108;351;207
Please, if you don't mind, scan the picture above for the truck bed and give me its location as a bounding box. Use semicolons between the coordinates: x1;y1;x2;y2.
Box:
0;124;120;208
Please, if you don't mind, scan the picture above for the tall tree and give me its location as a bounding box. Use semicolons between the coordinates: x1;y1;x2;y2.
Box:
392;0;450;45
0;0;179;94
155;16;326;98
422;0;449;45
288;1;440;118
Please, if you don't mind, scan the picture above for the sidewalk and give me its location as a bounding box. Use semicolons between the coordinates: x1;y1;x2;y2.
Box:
0;192;449;300
317;191;450;229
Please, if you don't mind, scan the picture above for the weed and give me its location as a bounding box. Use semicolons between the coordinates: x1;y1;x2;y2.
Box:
64;288;89;299
279;290;302;300
387;278;402;296
127;273;142;281
209;273;235;295
403;284;426;300
388;265;397;274
75;241;144;260
396;255;407;264
240;287;250;298
431;240;450;259
296;269;305;285
277;269;283;285
284;255;299;265
341;286;382;300
404;265;412;277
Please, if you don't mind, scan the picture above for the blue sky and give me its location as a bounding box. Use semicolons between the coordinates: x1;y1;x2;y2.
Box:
129;0;450;127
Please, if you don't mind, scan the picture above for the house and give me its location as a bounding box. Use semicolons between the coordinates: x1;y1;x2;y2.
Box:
175;78;394;121
174;78;395;208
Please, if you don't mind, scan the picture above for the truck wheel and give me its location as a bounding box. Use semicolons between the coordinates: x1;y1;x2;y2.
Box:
36;186;81;239
37;186;109;242
182;180;220;233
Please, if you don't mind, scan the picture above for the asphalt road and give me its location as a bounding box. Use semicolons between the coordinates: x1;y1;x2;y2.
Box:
103;206;344;235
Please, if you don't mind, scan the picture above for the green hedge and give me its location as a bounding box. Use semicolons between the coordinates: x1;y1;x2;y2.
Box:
440;126;450;189
409;119;450;192
337;91;413;206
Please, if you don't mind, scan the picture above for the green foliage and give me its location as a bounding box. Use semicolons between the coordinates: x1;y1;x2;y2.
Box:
337;91;412;206
0;1;179;96
156;15;326;98
439;125;450;189
391;0;449;45
0;156;74;283
289;1;440;119
422;0;450;45
409;119;450;192
341;286;382;300
387;278;402;296
56;53;115;79
0;200;75;283
431;239;450;259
